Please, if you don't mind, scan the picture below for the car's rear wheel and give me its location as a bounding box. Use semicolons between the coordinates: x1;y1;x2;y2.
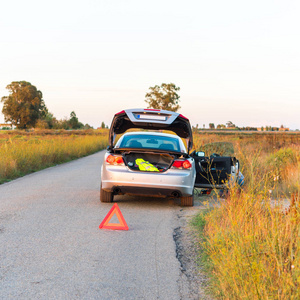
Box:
100;184;113;203
180;194;194;206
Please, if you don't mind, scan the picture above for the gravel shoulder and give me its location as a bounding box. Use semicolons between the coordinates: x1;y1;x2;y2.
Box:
174;195;214;300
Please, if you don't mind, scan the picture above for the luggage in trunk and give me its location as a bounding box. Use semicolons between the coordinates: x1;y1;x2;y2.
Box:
123;152;174;172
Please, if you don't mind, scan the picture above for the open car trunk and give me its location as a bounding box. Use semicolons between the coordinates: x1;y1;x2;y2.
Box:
123;151;175;172
109;108;193;153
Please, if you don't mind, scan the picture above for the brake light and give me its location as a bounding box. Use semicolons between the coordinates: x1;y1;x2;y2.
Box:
172;159;192;169
115;156;124;164
115;110;125;115
179;114;189;120
106;155;124;165
173;160;183;168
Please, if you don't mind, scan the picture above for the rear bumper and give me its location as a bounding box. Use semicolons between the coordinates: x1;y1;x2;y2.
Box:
107;186;184;198
101;164;195;197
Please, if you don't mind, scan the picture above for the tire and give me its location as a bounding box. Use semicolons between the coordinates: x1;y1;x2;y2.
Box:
100;184;113;203
180;194;194;207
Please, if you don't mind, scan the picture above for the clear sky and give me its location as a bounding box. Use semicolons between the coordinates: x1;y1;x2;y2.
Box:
1;0;299;129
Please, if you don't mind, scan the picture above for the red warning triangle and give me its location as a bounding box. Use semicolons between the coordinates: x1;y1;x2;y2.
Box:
99;203;129;230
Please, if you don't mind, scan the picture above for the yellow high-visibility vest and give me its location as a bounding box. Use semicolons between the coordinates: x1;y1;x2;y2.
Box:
135;158;159;172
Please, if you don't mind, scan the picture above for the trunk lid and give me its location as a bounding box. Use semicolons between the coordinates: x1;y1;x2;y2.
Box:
109;108;193;153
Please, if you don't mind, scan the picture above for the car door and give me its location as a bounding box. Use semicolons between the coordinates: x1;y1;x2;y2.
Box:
192;152;239;189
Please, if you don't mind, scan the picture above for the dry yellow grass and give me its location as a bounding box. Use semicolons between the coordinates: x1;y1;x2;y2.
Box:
0;129;108;183
202;192;300;299
192;132;300;299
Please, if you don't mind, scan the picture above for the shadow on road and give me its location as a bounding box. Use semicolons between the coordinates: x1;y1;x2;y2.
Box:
109;191;214;210
112;194;181;207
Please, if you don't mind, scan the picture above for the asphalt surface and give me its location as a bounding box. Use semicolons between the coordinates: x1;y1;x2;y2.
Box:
0;150;200;300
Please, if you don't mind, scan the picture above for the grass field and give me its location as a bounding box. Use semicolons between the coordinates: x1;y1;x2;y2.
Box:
0;129;109;184
192;131;300;299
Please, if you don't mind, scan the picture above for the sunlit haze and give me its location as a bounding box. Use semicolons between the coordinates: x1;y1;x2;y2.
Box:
1;0;299;129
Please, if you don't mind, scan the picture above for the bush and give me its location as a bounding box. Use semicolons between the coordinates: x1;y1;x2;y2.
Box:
267;148;298;170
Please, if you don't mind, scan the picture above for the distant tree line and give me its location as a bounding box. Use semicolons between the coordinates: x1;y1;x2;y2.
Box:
36;110;92;130
1;81;92;129
193;122;289;132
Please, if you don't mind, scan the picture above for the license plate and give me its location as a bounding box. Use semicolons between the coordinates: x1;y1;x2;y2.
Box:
136;114;166;121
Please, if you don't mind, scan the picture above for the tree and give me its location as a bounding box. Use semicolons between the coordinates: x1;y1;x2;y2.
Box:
83;123;93;129
209;123;215;129
57;117;70;130
68;111;82;129
1;81;46;129
265;125;272;131
226;121;235;128
43;111;57;129
101;121;105;129
36;109;58;129
145;83;180;112
69;111;78;128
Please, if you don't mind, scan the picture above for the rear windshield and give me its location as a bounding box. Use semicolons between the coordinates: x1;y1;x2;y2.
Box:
118;134;181;152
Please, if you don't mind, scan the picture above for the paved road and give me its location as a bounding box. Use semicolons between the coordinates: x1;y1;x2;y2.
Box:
0;151;199;299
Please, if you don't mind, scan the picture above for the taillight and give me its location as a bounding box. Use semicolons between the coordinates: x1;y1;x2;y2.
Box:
172;159;192;169
106;154;124;165
173;160;183;168
115;156;124;164
106;155;115;164
182;160;192;169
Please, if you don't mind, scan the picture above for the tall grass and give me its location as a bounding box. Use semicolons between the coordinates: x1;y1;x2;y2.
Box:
200;192;300;299
0;130;108;183
192;132;300;299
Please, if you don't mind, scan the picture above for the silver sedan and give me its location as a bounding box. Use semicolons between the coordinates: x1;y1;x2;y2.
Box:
100;109;195;206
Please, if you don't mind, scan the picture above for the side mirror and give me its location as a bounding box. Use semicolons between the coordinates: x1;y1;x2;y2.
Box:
196;151;205;157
